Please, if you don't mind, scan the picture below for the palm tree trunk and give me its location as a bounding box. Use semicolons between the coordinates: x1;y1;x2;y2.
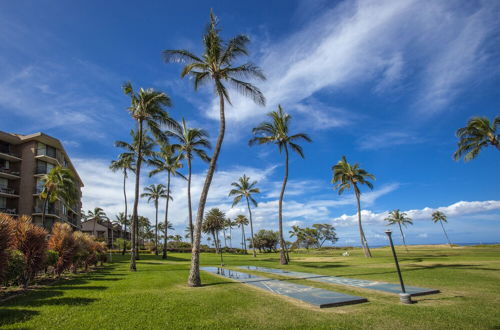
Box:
398;223;408;252
188;92;225;287
41;197;48;229
212;232;218;254
187;156;194;246
246;197;257;257
440;220;452;247
223;227;227;248
217;230;224;266
242;225;247;253
278;145;289;265
163;172;171;259
155;200;159;256
122;170;128;255
130;120;143;271
229;225;232;248
355;187;372;258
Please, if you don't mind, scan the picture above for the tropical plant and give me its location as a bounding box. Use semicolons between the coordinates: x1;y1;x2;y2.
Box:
249;106;311;264
224;218;235;248
164;10;265;286
110;152;134;247
168;119;211;244
149;144;185;259
229;174;260;257
332;156;375;258
115;212;131;255
312;224;338;247
432;211;452;247
202;208;226;266
385;210;413;252
86;207;108;237
121;81;176;271
48;222;76;276
453;116;499;161
12;216;48;288
234;214;249;253
39;166;78;229
158;220;174;257
252;229;279;253
141;184;168;255
0;214;15;282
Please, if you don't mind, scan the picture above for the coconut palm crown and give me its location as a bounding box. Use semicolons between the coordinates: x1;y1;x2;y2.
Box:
385;209;413;252
453;116;499;161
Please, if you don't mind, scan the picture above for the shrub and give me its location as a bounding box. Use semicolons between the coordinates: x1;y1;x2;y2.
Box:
72;231;92;272
115;238;130;251
48;222;76;276
12;216;48;288
45;249;59;273
3;250;25;286
0;214;15;282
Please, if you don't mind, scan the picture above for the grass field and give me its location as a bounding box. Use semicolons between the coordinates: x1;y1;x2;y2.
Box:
1;246;499;329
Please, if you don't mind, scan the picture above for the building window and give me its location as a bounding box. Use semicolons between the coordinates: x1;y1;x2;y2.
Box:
0;141;10;154
0;159;9;170
36;160;55;174
0;178;7;189
37;143;56;158
0;197;6;208
36;178;44;194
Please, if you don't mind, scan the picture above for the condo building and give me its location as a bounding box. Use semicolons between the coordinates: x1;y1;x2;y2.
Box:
0;131;83;230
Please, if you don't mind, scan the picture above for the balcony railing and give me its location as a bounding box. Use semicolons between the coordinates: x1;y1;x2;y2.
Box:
36;166;49;175
0;167;20;176
0;187;17;195
37;149;57;159
33;206;60;215
0;208;17;215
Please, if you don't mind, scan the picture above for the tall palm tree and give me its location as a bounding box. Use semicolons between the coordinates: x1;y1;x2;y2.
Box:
110;152;134;246
39;166;78;229
332;156;375;258
225;218;234;248
234;214;249;253
249;106;311;264
164;10;265;286
141;184;168;255
453;116;499;161
86;207;108;237
385;209;413;252
229;175;260;257
202;208;226;266
158;221;174;255
432;211;452;247
115;129;155;262
168;119;211;245
149;144;185;259
121;81;176;271
115;212;130;255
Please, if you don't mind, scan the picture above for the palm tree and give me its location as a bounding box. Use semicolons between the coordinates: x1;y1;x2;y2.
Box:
234;214;249;253
39;166;78;229
202;208;226;266
225;218;234;248
115;212;130;255
168;119;211;245
332;156;375;258
141;184;168;255
158;221;174;254
163;10;265;287
453;116;499;161
121;82;176;271
432;211;452;247
385;209;413;252
115;129;155;262
229;175;260;257
249;106;311;264
149;144;185;259
86;207;108;238
110;152;134;247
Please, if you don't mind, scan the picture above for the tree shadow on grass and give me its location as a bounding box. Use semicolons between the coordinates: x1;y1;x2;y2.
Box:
7;297;98;308
0;308;39;327
299;263;347;269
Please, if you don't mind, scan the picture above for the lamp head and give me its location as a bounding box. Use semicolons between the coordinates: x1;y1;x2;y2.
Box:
384;230;392;237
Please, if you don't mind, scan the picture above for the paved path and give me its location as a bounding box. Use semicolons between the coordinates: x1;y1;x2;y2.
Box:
237;266;440;296
201;266;368;308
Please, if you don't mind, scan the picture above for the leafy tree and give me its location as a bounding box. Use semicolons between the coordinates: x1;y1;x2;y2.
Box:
252;229;279;252
158;221;174;252
332;156;375;258
385;210;413;252
141;184;168;255
289;226;319;249
432;211;452;247
250;106;311;264
229;175;260;257
168;119;210;244
164;10;265;286
312;224;338;247
453;116;499;161
121;82;176;271
202;208;226;266
149;144;185;259
109;152;134;249
39;166;78;229
234;215;249;253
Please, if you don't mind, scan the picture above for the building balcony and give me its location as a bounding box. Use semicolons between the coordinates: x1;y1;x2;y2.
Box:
0;151;21;162
32;206;60;218
0;208;17;216
0;187;19;198
35;153;59;166
0;168;20;180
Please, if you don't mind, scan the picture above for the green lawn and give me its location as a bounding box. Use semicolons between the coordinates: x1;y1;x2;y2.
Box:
1;246;499;329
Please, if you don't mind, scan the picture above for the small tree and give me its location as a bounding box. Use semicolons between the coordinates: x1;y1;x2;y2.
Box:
432;211;452;247
0;214;15;282
385;210;413;252
202;208;226;266
48;222;77;277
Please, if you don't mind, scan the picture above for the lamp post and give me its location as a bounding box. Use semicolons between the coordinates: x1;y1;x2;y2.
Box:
385;230;412;304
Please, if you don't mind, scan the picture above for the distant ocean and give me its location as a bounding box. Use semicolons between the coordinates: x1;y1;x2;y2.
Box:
335;242;500;248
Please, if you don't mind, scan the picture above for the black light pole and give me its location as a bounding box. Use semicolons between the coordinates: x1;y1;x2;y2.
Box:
385;230;412;304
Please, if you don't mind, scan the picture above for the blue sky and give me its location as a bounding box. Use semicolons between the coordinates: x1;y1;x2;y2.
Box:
1;0;499;247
